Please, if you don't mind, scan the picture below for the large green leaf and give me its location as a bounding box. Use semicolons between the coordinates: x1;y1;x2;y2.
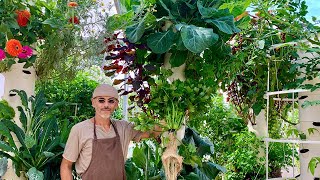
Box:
147;30;176;54
125;159;141;180
183;127;214;156
1;119;25;147
0;100;15;119
32;91;47;120
26;167;44;180
39;119;56;153
10;90;28;108
126;21;145;43
195;162;225;180
0;121;16;149
17;106;28;132
106;11;135;32
170;50;188;67
132;145;147;168
205;16;240;34
0;141;15;153
197;1;218;18
180;25;218;53
42;18;62;29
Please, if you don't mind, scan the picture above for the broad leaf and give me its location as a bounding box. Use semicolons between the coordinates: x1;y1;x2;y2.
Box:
0;141;15;153
132;146;147;168
0;121;16;149
0;100;15;119
197;1;218;18
39;118;56;153
147;30;176;54
26;167;44;180
196;162;225;179
183;128;214;156
125;159;141;180
1;119;25;147
106;11;135;32
42;18;62;29
206;16;240;34
180;25;218;53
126;21;145;43
170;50;187;67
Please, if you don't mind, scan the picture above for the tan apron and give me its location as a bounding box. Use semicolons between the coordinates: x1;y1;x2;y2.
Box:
82;119;126;180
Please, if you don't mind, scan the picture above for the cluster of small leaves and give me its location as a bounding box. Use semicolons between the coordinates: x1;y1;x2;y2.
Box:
103;32;162;107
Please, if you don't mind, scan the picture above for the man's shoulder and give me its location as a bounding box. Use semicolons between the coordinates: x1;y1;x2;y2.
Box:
72;119;92;131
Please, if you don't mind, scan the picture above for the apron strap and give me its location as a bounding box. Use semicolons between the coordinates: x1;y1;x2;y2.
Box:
93;118;119;140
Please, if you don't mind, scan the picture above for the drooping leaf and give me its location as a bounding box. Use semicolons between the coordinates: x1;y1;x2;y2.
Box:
206;16;240;34
125;159;141;180
180;25;218;53
126;21;145;43
1;119;25;147
106;11;135;32
10;89;28;108
132;145;147;168
147;30;176;54
195;162;225;179
170;50;188;67
0;121;16;149
0;141;15;153
197;1;218;18
0;100;15;119
183;127;214;156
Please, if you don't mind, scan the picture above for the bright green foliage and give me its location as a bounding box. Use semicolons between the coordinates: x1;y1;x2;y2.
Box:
0;90;70;179
189;95;295;179
125;141;164;180
125;128;226;179
308;157;320;175
37;71;98;121
0;100;15;120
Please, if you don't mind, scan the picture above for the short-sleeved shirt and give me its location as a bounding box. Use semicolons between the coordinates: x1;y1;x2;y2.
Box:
62;119;142;175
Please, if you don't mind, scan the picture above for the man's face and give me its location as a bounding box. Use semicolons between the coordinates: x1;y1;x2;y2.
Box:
92;96;118;120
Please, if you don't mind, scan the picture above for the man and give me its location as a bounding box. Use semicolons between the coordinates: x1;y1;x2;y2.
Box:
60;84;159;180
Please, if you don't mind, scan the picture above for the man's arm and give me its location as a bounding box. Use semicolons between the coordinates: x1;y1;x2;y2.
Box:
139;123;163;140
60;158;73;180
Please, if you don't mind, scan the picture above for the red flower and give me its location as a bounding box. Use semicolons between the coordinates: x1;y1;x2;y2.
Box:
6;39;23;57
16;10;31;27
69;16;80;24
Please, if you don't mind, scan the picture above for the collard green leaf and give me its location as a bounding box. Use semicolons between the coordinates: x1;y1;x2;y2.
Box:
196;162;225;179
26;167;44;180
183;127;214;156
170;50;188;67
147;30;176;54
126;21;145;43
17;106;28;132
180;25;218;53
206;16;240;34
197;1;218;18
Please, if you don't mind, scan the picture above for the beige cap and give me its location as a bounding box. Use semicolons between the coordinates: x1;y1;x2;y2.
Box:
92;84;119;100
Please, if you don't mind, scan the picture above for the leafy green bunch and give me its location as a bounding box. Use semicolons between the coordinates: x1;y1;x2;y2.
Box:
0;90;70;179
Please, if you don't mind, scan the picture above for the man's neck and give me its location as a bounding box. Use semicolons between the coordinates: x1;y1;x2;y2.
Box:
93;116;111;126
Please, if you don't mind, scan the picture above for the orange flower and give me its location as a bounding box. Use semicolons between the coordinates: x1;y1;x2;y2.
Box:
16;10;31;27
68;2;78;7
6;39;23;57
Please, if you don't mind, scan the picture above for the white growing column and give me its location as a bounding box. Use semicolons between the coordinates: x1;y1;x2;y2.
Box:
2;62;36;179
